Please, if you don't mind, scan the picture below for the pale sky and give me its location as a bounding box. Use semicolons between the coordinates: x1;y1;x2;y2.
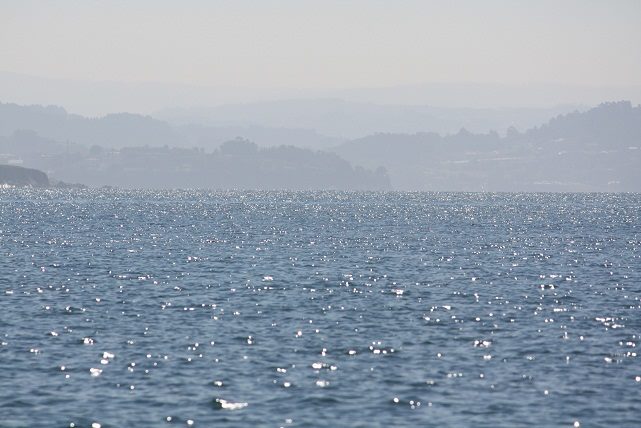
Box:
2;0;641;90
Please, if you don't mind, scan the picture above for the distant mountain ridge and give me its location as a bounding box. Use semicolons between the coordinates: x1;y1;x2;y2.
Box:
0;101;342;150
0;100;639;191
156;98;583;138
0;126;390;191
0;102;180;148
3;70;640;115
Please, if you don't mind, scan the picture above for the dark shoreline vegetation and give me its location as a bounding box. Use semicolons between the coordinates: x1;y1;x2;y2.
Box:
0;164;49;187
0;164;88;189
1;101;640;191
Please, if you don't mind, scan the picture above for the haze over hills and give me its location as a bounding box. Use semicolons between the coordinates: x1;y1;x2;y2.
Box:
0;99;583;150
0;102;181;149
332;101;641;192
2;1;639;193
1;94;589;150
1;99;639;192
0;101;341;150
3;71;641;118
156;99;584;139
0;104;390;190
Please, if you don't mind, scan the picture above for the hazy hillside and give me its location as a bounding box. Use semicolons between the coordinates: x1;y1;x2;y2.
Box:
0;102;180;148
3;71;640;118
524;101;641;146
157;99;583;139
175;123;341;150
332;101;641;192
3;99;582;151
1;99;639;192
0;132;389;190
0;101;388;189
0;101;342;150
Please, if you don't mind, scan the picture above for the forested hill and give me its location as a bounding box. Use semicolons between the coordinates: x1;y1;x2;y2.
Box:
522;101;641;146
331;102;641;192
0;134;390;190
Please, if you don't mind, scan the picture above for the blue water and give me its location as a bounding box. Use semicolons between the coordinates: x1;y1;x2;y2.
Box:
1;190;640;427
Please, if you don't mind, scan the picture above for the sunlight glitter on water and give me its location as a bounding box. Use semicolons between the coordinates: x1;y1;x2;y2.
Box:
0;190;639;426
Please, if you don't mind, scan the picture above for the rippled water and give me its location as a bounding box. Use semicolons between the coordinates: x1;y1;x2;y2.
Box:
1;190;640;427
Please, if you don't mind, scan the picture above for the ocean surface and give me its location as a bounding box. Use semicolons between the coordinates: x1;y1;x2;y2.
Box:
1;190;639;427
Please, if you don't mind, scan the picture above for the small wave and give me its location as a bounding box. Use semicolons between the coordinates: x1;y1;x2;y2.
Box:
214;398;248;410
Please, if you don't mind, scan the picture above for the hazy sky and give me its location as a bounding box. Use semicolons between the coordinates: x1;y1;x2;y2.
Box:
2;0;640;90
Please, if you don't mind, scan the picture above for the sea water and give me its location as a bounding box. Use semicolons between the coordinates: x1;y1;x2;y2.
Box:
0;190;639;427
